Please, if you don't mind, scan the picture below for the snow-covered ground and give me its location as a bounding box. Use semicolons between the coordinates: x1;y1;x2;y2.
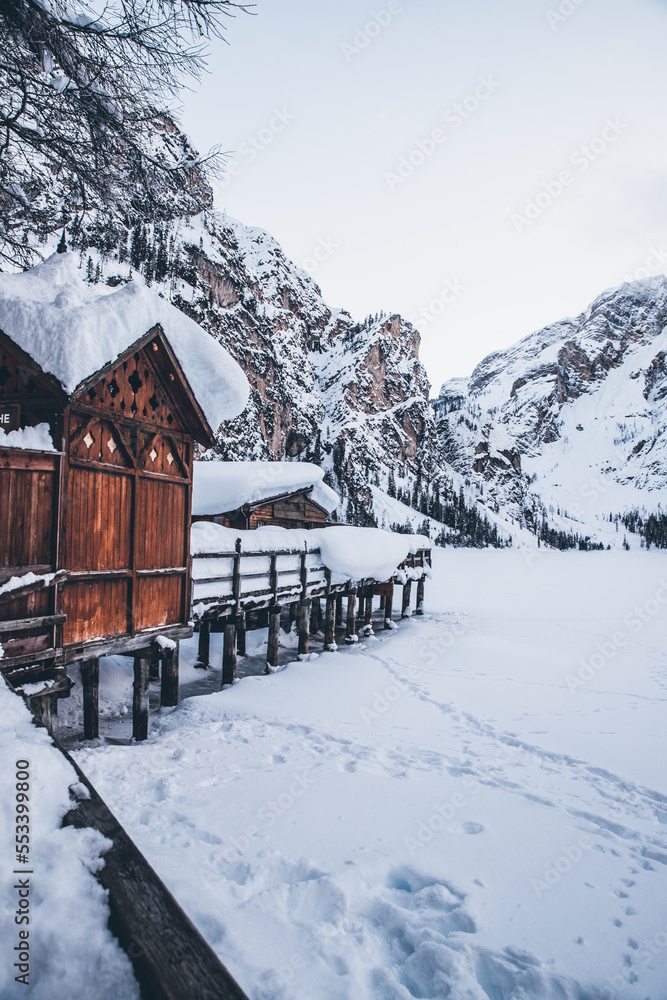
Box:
70;550;667;999
0;684;139;1000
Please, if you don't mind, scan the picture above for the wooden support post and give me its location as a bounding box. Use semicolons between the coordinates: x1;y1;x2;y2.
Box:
384;589;394;629
298;600;311;657
335;594;344;627
310;597;321;634
363;591;374;634
324;596;337;651
402;580;412;617
379;595;386;610
237;612;246;657
81;657;100;740
267;605;282;671
133;656;150;742
345;589;358;644
149;654;160;681
32;693;57;735
160;642;179;708
416;577;425;616
289;602;297;625
196;619;211;668
222;618;237;687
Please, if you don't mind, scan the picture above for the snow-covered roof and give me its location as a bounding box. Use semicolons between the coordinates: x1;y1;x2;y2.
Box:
192;461;339;516
0;253;249;430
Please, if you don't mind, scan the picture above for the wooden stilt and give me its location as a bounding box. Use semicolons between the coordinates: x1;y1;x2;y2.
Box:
222;618;237;687
345;589;358;643
384;590;394;629
310;597;321;634
32;693;56;735
363;591;374;634
132;656;150;742
236;612;246;657
160;642;179;707
379;595;386;610
81;657;100;740
196;619;211;668
267;605;282;670
416;577;425;616
324;595;337;651
149;654;160;681
289;602;297;625
335;594;344;628
402;580;412;617
298;600;311;657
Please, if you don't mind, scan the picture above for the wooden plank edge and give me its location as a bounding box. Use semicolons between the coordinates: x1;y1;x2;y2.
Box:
57;741;250;1000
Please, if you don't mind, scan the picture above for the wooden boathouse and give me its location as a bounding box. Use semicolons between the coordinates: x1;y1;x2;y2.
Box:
0;252;248;739
191;460;339;530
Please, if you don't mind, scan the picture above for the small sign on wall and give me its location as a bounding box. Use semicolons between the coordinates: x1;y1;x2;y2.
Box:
0;404;21;432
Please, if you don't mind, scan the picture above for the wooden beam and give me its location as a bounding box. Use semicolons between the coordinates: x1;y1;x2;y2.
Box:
222;619;237;687
0;613;67;634
345;589;358;644
59;747;250;1000
324;596;336;651
160;643;179;708
298;600;311;657
0;570;68;606
401;580;412;617
196;620;210;668
81;658;100;740
132;657;150;742
62;625;193;665
335;594;344;628
266;605;281;671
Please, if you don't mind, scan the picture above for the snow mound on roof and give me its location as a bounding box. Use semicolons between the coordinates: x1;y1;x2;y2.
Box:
0;422;55;451
192;461;339;515
0;253;249;430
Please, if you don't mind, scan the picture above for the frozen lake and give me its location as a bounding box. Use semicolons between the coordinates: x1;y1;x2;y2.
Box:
73;549;667;999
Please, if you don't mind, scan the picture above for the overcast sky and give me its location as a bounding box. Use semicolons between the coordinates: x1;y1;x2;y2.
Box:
179;0;667;392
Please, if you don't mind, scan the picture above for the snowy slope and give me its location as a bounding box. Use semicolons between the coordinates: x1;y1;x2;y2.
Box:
71;550;667;999
434;277;667;543
0;685;139;1000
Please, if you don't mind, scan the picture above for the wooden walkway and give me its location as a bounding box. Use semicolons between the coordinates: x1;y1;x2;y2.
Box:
191;540;431;680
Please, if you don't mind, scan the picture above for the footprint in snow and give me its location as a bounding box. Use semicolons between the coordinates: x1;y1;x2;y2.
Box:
462;822;484;835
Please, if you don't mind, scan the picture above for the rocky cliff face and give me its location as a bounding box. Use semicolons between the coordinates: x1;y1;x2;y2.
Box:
433;277;667;544
65;209;444;527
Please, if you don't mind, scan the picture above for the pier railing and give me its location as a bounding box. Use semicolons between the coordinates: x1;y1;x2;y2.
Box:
190;540;431;620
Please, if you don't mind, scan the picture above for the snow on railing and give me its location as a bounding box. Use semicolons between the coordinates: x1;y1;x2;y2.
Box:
190;538;431;620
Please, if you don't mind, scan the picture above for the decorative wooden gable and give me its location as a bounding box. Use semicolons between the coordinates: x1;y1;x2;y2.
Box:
73;329;208;435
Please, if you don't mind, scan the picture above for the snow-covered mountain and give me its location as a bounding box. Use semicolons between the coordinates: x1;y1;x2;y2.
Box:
433;278;667;546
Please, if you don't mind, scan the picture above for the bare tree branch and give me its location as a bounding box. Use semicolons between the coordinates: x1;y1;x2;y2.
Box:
0;0;251;265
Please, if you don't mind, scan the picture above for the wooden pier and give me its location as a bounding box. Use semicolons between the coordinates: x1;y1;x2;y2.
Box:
190;539;431;682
